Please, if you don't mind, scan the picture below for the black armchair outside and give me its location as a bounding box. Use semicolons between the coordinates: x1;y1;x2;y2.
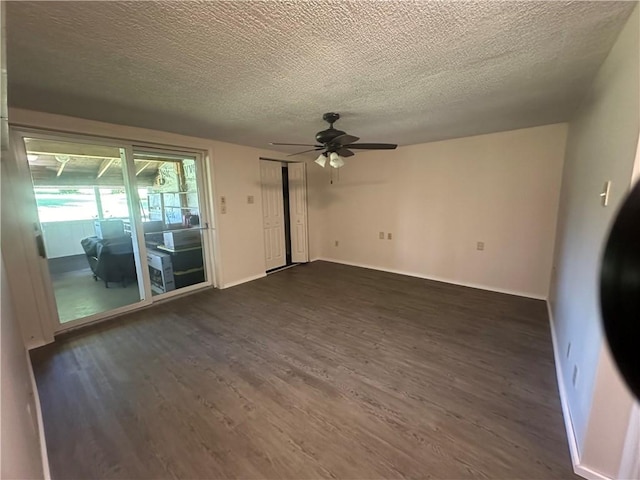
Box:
80;235;137;288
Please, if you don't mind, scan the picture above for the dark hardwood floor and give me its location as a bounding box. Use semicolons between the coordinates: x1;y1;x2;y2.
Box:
31;261;574;479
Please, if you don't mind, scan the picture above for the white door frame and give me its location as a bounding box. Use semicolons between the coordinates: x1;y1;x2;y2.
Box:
4;130;57;346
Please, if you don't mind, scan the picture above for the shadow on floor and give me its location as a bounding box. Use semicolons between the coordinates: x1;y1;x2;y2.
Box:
51;268;141;323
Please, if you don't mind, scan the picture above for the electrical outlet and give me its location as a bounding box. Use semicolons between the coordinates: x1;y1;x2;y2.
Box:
335;240;339;247
477;241;485;251
220;204;227;214
566;342;571;359
220;196;226;205
387;233;392;240
379;232;385;239
572;365;579;387
247;195;254;204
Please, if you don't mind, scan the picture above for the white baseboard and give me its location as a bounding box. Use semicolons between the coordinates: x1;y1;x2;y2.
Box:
221;273;266;289
546;303;613;480
26;351;51;480
315;257;546;300
547;302;581;466
575;464;614;480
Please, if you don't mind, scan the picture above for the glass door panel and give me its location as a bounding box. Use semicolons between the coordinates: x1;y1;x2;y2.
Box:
23;137;147;325
133;149;209;296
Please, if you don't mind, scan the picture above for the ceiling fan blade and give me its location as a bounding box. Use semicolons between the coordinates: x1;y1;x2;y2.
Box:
287;147;323;157
336;148;354;157
270;142;322;147
332;134;360;146
345;143;398;150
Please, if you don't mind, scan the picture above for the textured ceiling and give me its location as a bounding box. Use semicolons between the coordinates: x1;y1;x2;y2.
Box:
6;1;636;151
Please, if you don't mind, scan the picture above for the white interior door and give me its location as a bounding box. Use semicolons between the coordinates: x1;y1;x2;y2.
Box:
260;160;286;270
288;162;309;263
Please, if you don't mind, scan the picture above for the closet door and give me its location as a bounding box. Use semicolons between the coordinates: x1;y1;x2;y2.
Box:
260;160;286;270
288;162;309;263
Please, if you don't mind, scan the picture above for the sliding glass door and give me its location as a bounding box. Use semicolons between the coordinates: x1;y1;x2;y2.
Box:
133;148;210;297
12;130;212;332
20;137;149;326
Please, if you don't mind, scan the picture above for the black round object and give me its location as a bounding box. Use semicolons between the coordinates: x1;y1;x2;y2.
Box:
322;112;340;124
600;180;640;400
315;127;346;144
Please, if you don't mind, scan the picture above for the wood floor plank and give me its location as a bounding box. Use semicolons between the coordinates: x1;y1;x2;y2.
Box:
31;261;575;479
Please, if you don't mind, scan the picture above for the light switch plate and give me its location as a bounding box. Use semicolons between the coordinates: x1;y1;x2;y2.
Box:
247;195;254;204
379;232;384;239
387;233;392;240
477;241;485;251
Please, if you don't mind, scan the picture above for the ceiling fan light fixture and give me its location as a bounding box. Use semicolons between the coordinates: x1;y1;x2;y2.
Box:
329;152;345;169
315;153;327;168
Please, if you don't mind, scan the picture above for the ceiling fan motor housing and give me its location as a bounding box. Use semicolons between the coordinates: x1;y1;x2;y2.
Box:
316;112;345;146
315;127;346;145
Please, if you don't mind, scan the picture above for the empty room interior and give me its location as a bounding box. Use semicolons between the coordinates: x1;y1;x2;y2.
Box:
1;2;639;480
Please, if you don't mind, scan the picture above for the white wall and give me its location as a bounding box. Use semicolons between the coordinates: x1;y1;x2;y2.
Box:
309;123;567;299
1;7;46;467
617;400;640;479
209;144;271;286
581;345;636;478
307;160;327;261
41;220;96;258
0;254;45;479
549;5;639;478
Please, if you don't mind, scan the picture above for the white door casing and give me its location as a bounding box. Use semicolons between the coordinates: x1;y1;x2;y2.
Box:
260;160;286;270
288;162;309;263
